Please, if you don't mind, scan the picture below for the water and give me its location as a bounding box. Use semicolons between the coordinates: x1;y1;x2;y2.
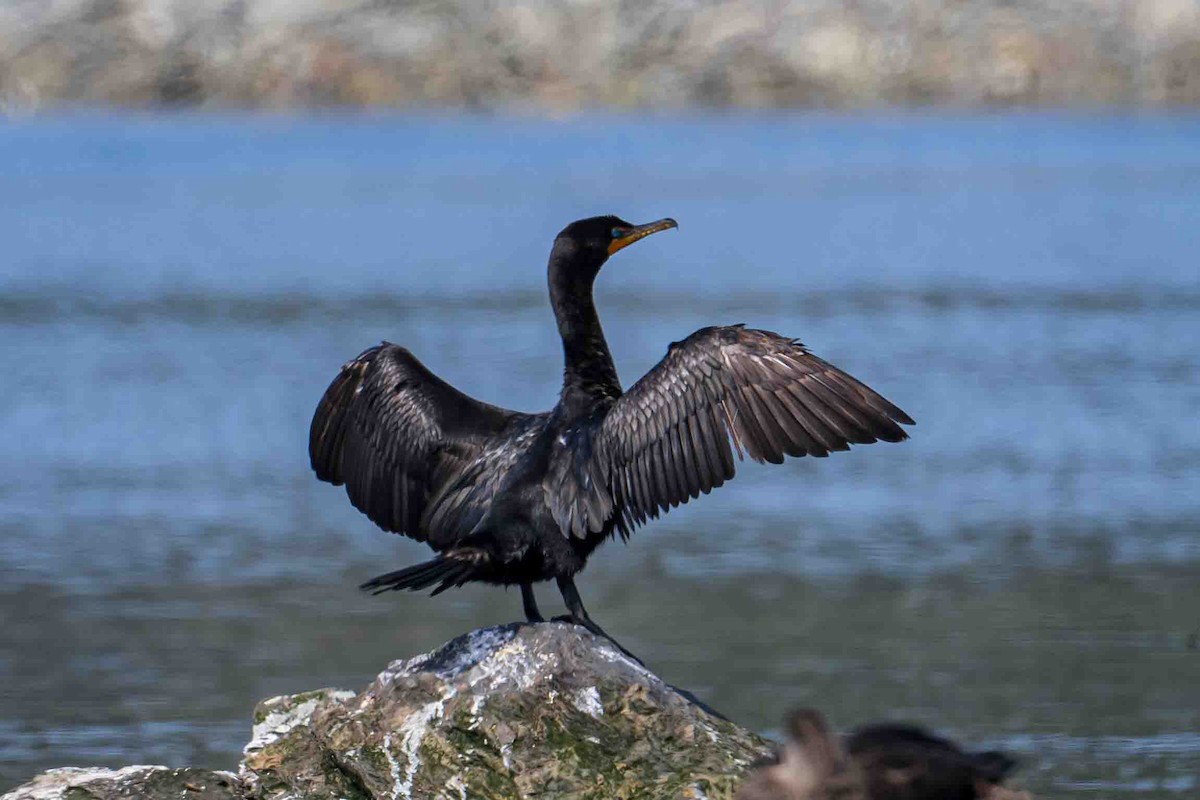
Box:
1;113;1198;796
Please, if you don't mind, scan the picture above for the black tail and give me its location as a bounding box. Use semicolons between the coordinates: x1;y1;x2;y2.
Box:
360;556;475;597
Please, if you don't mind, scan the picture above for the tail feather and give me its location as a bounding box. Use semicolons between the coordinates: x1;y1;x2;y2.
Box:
361;557;463;594
430;561;475;596
360;554;480;596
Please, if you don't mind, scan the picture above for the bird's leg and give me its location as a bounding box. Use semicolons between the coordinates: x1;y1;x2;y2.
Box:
520;582;545;623
554;576;644;666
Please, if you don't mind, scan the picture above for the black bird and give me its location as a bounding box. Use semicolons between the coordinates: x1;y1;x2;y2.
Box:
736;709;1022;800
845;723;1019;800
309;216;913;654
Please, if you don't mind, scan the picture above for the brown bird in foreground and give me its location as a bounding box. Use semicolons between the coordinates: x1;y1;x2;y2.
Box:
737;709;1029;800
310;216;912;658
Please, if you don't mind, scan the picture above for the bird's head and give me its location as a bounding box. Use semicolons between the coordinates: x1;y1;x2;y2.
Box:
550;215;678;280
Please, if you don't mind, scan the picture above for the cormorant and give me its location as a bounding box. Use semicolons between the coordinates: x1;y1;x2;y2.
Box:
736;709;1021;800
309;216;913;654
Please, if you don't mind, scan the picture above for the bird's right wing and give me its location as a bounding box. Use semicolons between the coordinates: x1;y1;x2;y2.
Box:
588;325;913;535
310;343;532;543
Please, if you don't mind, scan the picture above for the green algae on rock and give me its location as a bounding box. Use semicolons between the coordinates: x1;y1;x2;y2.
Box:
4;624;769;800
239;623;769;800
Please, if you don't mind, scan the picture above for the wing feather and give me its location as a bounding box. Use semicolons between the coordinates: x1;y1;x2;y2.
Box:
582;325;913;533
309;342;534;544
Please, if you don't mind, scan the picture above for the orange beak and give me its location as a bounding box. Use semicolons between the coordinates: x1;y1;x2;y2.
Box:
607;218;679;256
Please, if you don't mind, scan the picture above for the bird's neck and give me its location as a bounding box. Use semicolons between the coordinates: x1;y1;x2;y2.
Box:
549;273;621;414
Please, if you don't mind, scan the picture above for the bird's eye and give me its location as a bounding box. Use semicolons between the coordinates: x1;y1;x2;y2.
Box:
610;227;624;239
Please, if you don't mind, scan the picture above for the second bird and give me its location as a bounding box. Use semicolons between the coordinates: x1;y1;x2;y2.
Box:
309;216;913;656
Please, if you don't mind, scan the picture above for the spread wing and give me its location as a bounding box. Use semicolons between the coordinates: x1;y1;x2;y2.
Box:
551;325;914;538
309;343;535;545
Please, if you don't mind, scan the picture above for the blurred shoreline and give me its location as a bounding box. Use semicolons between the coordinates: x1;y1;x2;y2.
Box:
3;0;1200;113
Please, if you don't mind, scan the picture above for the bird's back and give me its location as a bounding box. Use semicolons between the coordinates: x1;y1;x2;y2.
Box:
845;724;1018;800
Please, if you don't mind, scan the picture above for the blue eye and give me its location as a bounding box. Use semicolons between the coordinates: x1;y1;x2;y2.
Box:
611;227;624;238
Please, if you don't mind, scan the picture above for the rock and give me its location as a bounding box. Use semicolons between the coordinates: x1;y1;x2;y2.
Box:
5;623;768;800
1;767;241;800
239;623;768;799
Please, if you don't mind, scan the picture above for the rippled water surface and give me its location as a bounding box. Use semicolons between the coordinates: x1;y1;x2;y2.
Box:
1;113;1198;795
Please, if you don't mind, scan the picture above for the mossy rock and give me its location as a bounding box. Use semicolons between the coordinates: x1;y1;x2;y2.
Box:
238;624;769;800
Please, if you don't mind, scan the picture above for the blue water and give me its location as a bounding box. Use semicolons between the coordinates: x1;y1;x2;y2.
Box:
1;113;1198;795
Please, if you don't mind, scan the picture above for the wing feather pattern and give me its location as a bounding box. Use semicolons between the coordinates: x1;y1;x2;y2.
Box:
551;325;913;539
310;343;533;544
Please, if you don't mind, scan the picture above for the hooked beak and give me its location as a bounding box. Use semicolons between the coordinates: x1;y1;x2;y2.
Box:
607;218;678;256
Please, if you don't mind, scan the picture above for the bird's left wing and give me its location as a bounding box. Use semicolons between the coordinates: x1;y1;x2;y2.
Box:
554;325;913;538
310;342;533;543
